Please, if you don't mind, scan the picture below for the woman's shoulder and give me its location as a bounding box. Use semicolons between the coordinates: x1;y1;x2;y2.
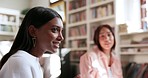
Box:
111;52;121;63
80;50;98;61
10;50;38;65
4;53;31;70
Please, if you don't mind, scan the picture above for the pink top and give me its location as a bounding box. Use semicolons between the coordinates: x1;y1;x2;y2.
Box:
79;46;123;78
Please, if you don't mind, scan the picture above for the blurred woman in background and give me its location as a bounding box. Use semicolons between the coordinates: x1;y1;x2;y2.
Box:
79;24;123;78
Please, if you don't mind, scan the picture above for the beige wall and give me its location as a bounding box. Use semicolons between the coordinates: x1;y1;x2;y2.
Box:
30;0;49;8
0;0;30;11
0;0;49;11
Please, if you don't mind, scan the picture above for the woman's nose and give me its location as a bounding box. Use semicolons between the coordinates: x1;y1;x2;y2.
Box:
104;35;110;40
57;32;64;41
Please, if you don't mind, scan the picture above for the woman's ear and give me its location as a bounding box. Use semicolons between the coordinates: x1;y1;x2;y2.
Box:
28;25;37;37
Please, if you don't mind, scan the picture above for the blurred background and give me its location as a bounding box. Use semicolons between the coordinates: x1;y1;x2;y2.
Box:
0;0;148;78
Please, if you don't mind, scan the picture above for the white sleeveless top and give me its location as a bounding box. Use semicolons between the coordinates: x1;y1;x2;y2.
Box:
108;67;114;78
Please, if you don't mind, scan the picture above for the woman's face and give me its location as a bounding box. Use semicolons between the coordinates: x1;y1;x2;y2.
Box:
35;17;64;53
99;27;114;52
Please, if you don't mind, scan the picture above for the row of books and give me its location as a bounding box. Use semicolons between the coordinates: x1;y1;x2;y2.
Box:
69;11;86;23
0;14;16;22
123;62;148;78
90;3;114;19
69;0;86;11
69;25;87;37
0;24;16;32
69;39;87;48
70;50;86;62
121;47;148;53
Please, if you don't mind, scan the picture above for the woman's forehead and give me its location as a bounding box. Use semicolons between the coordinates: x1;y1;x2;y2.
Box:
47;17;63;28
100;27;111;33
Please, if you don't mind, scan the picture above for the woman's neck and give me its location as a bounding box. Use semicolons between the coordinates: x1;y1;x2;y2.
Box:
103;49;111;56
103;49;112;66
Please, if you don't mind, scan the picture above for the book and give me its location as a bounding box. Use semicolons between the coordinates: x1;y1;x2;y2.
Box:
136;63;147;78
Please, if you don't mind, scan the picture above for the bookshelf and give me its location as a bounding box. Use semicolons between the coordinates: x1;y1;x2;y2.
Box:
66;0;87;65
65;0;115;77
117;0;148;77
119;31;148;77
0;7;20;41
119;31;148;65
118;0;148;65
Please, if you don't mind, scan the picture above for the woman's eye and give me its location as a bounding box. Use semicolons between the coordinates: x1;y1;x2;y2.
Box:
108;33;112;37
108;34;111;36
51;27;59;33
100;34;105;38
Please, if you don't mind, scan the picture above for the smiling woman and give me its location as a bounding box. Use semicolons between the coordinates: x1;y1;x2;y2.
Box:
0;6;64;78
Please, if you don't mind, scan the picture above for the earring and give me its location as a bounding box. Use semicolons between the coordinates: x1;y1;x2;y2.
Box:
32;37;36;47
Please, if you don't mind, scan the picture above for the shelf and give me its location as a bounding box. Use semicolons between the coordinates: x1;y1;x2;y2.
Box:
0;31;16;36
68;21;86;27
68;36;87;40
121;52;148;55
68;6;86;14
120;44;148;48
119;31;148;36
70;47;87;51
0;31;16;40
90;0;114;8
0;22;16;25
90;15;115;23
